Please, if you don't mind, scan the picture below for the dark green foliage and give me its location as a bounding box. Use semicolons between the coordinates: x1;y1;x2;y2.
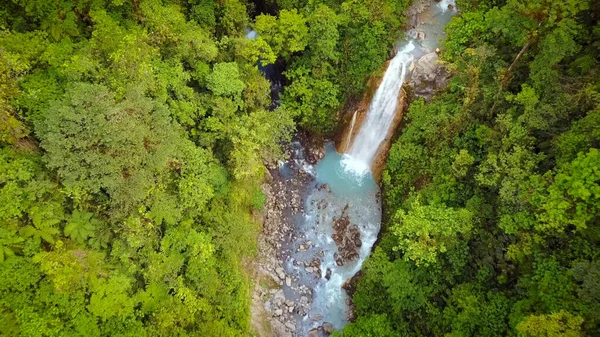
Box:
257;0;411;134
0;0;293;335
346;0;600;336
2;0;599;335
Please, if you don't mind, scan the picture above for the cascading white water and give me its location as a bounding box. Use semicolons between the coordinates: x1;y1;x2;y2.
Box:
273;2;458;336
342;41;416;175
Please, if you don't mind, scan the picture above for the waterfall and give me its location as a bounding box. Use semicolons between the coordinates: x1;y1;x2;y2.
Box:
264;2;458;335
342;41;416;175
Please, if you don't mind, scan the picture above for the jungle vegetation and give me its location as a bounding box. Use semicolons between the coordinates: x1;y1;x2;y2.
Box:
341;0;600;336
0;0;411;335
1;0;599;336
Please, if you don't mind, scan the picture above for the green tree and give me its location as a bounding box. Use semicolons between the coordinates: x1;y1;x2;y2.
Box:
64;210;101;244
206;62;245;97
36;83;179;214
516;311;584;337
19;206;61;245
391;198;473;266
254;9;308;59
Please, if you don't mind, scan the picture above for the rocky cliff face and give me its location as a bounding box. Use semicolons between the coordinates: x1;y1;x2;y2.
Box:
336;0;452;181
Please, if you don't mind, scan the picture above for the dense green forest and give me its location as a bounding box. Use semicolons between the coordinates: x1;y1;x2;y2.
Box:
2;0;599;336
0;0;410;335
342;0;600;336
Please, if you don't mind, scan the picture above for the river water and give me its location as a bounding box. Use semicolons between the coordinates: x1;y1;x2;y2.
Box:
264;1;457;335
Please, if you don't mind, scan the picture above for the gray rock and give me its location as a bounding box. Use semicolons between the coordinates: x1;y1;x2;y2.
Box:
409;52;450;100
274;309;283;316
310;313;323;321
323;322;334;335
285;276;291;287
269;319;292;337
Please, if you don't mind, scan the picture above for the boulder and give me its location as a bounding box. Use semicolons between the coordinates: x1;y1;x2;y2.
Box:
331;206;362;266
323;322;334;335
310;313;323;321
409;52;450;100
270;319;292;337
308;328;319;337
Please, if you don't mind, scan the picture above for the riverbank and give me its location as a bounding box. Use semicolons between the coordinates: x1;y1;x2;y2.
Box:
250;136;326;337
250;1;456;336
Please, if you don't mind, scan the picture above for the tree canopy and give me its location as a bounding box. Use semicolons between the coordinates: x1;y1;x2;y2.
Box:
342;0;600;336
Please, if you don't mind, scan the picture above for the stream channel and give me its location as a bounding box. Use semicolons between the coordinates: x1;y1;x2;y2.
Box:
257;1;457;336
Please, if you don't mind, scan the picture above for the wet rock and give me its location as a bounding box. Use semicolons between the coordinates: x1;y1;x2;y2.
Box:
285;277;291;287
342;271;362;298
334;253;344;267
409;51;450;100
317;183;330;192
323;322;334;335
310;313;323;321
331;206;362;266
308;328;319;337
325;268;332;280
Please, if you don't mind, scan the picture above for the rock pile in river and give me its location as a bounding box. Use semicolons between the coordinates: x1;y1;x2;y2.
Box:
332;205;362;266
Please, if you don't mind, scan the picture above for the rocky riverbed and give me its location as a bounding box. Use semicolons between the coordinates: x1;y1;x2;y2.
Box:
251;136;381;337
251;137;334;337
250;2;456;336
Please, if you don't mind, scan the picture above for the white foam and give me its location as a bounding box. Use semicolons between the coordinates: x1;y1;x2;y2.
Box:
340;154;371;178
438;0;457;11
346;41;415;167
